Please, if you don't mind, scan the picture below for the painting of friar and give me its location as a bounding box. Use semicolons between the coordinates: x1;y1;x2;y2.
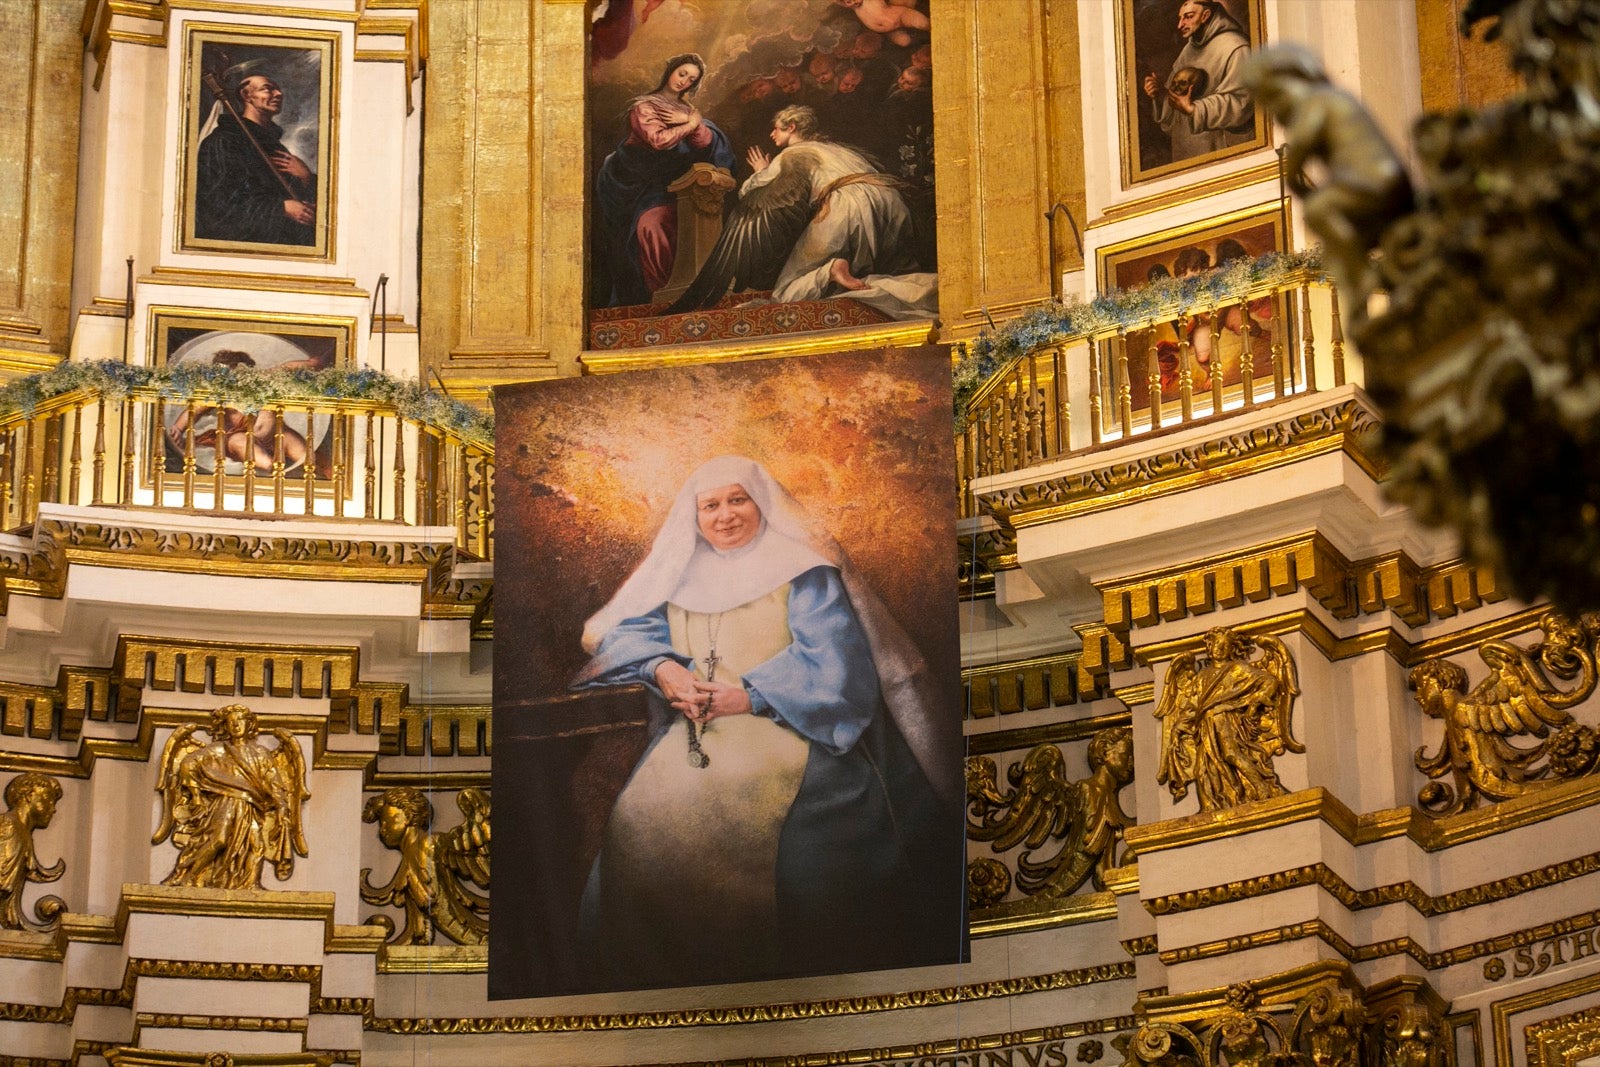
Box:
490;348;966;998
1121;0;1267;184
586;0;937;350
182;31;334;256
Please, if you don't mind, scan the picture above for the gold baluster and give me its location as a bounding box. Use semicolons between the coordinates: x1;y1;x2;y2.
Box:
211;401;225;513
1207;307;1224;413
1052;344;1069;455
271;407;286;514
436;434;451;530
1177;317;1195;423
455;444;469;550
1329;284;1346;386
91;397;106;506
1115;330;1133;436
1270;301;1287;399
181;399;198;509
393;418;407;524
120;398;136;505
364;412;377;519
151;399;165;510
67;405;83;507
302;405;316;513
1027;355;1043;463
960;425;975;518
1300;283;1318;392
1087;337;1103;447
0;431;13;528
474;448;492;558
331;414;345;519
415;428;432;525
40;414;59;510
243;407;258;513
1145;326;1163;430
1238;300;1255;408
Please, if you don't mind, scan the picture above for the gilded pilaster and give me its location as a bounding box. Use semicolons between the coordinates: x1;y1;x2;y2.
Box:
425;0;569;399
0;2;83;377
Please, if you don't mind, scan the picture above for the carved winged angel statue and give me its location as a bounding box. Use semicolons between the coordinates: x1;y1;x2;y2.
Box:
1412;613;1600;814
153;704;309;890
361;786;491;945
1154;628;1302;811
966;726;1134;900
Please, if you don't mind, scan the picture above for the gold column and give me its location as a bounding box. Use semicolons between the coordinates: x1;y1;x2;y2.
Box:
0;2;82;378
426;0;577;400
934;0;1085;345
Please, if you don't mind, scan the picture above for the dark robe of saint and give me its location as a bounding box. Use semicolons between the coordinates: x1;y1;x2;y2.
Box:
195;114;317;247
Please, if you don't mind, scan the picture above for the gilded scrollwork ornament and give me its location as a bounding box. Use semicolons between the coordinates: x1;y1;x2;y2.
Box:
965;726;1133;905
361;786;491;945
1246;2;1600;612
1154;628;1302;811
152;704;310;890
1120;980;1368;1067
1411;612;1600;814
0;772;65;930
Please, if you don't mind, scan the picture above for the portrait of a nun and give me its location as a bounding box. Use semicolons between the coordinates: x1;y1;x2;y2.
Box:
570;454;957;987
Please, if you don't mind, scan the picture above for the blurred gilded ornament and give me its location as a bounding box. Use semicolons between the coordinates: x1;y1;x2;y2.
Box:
1246;0;1600;611
0;772;65;930
1154;628;1301;810
965;726;1134;901
153;704;309;889
361;786;491;945
1411;612;1600;814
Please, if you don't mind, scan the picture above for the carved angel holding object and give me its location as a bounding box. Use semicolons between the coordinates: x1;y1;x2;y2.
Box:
361;786;491;945
154;704;309;890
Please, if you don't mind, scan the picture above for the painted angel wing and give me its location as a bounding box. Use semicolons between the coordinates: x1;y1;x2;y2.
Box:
152;724;203;846
1466;642;1576;738
665;150;820;313
1252;634;1305;755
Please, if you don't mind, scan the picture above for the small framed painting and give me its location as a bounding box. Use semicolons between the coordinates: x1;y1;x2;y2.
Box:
149;310;352;483
178;25;337;258
1097;204;1288;416
1117;0;1269;186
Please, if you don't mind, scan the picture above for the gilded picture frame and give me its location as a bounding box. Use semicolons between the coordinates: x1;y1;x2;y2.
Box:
583;0;937;354
1116;0;1269;187
177;25;338;259
1096;203;1288;418
147;308;354;489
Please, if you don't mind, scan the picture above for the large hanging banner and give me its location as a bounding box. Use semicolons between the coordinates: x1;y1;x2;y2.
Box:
490;347;965;998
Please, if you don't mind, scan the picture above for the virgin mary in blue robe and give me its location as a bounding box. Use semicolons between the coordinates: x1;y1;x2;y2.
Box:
571;455;960;988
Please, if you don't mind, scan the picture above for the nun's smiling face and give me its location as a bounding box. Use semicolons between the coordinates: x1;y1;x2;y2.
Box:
696;483;761;551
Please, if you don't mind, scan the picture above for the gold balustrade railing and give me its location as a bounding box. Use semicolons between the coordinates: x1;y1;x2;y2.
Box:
956;270;1351;517
0;385;494;559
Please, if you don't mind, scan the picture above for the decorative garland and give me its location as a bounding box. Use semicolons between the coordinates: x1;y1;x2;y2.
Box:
0;361;494;447
953;248;1325;424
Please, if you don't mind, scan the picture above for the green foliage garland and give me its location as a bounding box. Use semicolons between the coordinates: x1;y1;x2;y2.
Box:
953;248;1325;425
0;361;494;447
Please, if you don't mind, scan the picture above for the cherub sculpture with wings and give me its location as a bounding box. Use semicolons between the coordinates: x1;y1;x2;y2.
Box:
361;786;491;945
153;704;309;890
1154;627;1302;811
965;726;1134;901
1412;613;1600;814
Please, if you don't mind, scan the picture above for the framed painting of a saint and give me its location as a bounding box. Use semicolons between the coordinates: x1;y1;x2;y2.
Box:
149;310;351;484
1117;0;1268;186
178;26;337;258
1097;204;1287;416
490;347;966;998
585;0;937;352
